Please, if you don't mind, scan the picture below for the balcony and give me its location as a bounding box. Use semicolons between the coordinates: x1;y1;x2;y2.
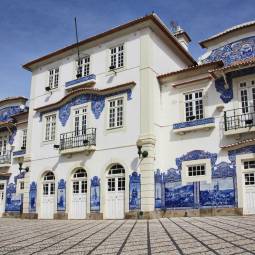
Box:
65;74;96;91
224;107;255;135
0;151;11;167
60;128;96;155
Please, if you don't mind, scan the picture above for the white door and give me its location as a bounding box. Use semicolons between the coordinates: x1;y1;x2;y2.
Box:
70;180;87;219
243;171;255;215
69;168;87;219
41;182;55;219
106;176;125;219
0;183;5;216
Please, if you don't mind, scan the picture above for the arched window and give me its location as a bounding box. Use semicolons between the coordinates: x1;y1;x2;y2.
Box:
43;171;55;181
72;168;87;194
73;168;87;179
108;164;125;175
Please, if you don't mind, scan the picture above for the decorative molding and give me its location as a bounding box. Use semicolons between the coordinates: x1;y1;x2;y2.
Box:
215;66;255;103
57;179;66;211
129;172;141;210
90;176;100;212
173;117;215;130
29;182;37;213
202;36;255;66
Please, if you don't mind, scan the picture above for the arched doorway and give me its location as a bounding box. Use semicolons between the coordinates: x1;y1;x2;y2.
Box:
106;164;125;219
69;168;87;219
41;171;55;219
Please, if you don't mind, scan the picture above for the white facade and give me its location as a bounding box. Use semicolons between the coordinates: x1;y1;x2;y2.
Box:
1;14;255;219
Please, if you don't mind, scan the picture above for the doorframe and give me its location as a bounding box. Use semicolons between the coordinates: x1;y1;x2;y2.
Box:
68;167;88;219
38;170;57;219
236;152;255;212
103;162;129;219
0;180;7;216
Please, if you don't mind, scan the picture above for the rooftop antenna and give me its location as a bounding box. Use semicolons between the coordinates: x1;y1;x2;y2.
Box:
74;17;82;78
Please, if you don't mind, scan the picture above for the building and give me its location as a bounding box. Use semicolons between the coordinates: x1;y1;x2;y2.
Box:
1;14;255;219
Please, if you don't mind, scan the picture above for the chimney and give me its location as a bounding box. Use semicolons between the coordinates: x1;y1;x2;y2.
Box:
171;22;191;51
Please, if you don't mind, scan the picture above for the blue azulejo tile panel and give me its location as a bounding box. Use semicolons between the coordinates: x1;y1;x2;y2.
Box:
199;178;235;208
202;36;255;66
13;150;26;157
129;172;141;210
65;74;96;88
0;106;23;122
165;181;195;209
173;117;215;130
5;183;23;212
57;179;66;211
90;176;100;212
29;182;37;213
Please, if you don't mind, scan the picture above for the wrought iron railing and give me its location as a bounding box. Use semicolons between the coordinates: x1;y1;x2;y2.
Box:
224;106;255;131
0;151;11;164
60;128;96;151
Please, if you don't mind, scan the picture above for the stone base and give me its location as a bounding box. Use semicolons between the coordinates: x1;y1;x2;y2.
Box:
126;208;243;219
21;213;38;219
87;213;103;220
2;212;21;218
54;212;68;220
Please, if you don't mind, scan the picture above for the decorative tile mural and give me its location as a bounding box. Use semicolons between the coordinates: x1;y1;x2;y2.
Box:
5;183;23;212
57;179;66;211
202;36;255;66
165;181;195;208
155;150;237;210
0;106;22;122
199;178;235;208
90;176;100;212
29;182;37;213
129;172;141;210
215;66;255;103
58;89;132;126
173;117;215;130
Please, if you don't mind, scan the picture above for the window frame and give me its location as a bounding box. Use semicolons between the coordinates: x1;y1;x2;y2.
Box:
109;44;125;70
183;90;204;122
106;95;126;130
21;129;27;149
43;113;57;142
72;104;90;136
48;67;59;90
76;55;90;78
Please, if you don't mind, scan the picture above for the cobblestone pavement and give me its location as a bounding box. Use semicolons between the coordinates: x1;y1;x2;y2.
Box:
0;216;255;254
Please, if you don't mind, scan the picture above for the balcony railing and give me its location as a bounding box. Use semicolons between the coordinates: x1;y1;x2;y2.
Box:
0;151;11;165
224;106;255;131
60;128;96;151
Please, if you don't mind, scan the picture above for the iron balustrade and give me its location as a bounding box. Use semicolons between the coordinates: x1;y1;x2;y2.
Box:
224;106;255;131
60;128;96;151
0;151;11;164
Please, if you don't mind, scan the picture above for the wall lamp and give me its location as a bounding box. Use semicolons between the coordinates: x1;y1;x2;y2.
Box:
18;162;29;174
137;145;148;159
53;144;60;149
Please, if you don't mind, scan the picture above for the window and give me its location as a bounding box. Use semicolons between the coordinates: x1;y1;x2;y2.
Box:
21;129;27;149
73;181;79;193
108;98;124;128
184;91;203;121
108;164;125;175
244;160;255;169
49;68;59;89
110;45;124;69
188;165;205;177
108;178;115;191
74;107;87;136
245;173;255;185
0;136;8;156
0;184;4;190
43;172;55;181
44;114;56;141
118;177;125;191
77;56;90;77
20;181;24;190
239;79;255;114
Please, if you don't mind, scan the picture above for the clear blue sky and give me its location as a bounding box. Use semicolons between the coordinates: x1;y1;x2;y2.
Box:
0;0;254;99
